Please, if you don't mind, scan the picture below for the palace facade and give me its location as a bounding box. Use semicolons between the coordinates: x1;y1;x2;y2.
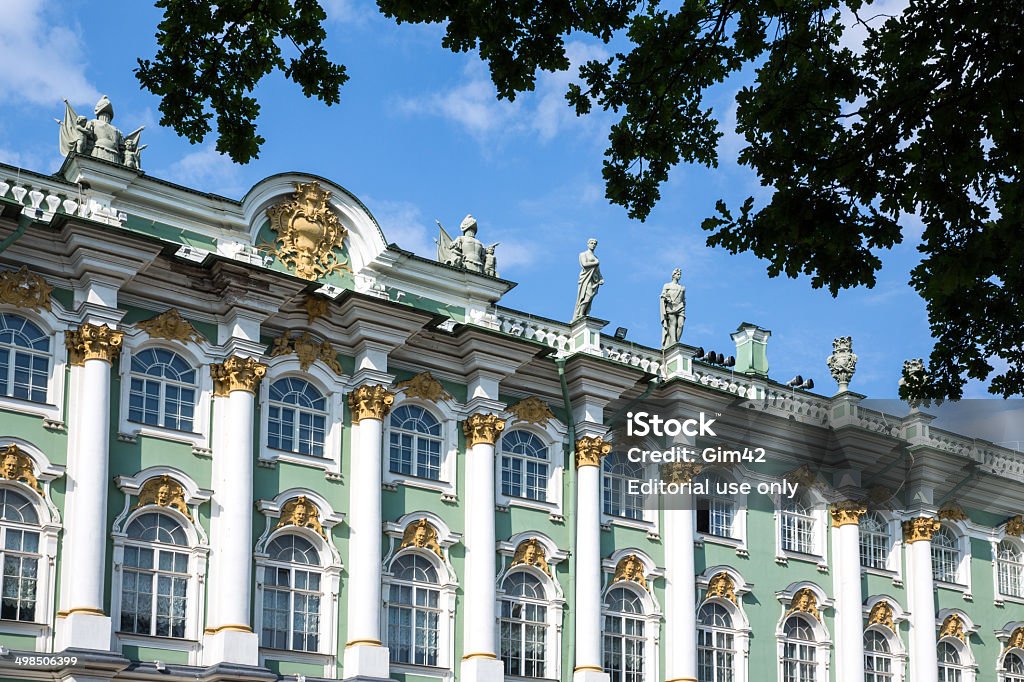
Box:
0;153;1022;682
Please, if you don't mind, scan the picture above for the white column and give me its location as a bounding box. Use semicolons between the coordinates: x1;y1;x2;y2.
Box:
904;517;940;682
574;436;611;682
343;384;395;680
460;413;506;682
56;323;122;651
831;503;867;682
203;355;265;665
664;465;699;682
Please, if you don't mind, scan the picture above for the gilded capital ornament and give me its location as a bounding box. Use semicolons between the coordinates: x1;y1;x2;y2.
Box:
830;500;867;527
612;554;648;590
785;588;821;622
133;475;191;519
136;309;204;343
464;413;506;447
939;614;966;642
66;323;123;365
270;331;342;374
511;538;550;574
348;384;395;423
1006;515;1024;538
0;444;42;494
210;355;267;396
0;266;52;311
575;436;612;468
396;372;452;403
868;601;895;631
262;181;351;281
661;460;702;484
275;496;325;537
706;572;737;605
400;518;444;558
507;397;555;425
902;516;941;544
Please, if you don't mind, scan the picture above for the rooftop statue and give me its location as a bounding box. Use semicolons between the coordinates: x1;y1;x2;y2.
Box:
572;238;604;320
660;267;686;347
436;214;498;276
58;96;146;169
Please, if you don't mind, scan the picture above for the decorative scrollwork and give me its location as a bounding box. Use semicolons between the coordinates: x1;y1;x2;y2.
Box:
66;323;123;365
507;397;554;425
136;309;204;343
270;331;341;374
396;372;451;403
210;356;267;396
464;413;506;447
575;436;611;468
262;182;351;281
902;517;941;544
348;384;395;423
0;267;52;311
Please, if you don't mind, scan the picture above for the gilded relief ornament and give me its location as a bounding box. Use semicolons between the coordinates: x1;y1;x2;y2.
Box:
1006;515;1024;538
786;588;821;622
304;295;329;324
0;267;52;311
464;413;506;447
1006;627;1024;651
784;464;817;490
262;182;351;281
612;554;648;590
511;538;551;574
134;475;191;519
706;572;737;605
830;500;867;527
65;323;123;365
939;614;966;642
0;444;42;494
269;331;342;374
400;518;444;558
902;517;941;544
348;384;395;423
868;601;895;631
507;397;555;425
575;436;612;468
661;460;702;484
136;309;204;343
211;355;267;396
938;502;968;522
275;496;325;537
396;372;451;403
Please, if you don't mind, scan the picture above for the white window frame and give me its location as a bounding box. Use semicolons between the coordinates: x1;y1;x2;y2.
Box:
259;357;345;475
774;489;828;567
495;417;566;517
932;522;972;594
863;623;907;682
0;306;68;426
992;528;1024;606
600;549;662;682
118;333;212;449
695;567;752;682
937;637;976;682
859;511;903;581
382;394;459;499
693;467;748;555
774;583;832;682
1000;649;1024;682
601;452;659;533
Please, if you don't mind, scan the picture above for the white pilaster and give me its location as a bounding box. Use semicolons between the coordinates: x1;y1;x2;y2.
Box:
574;436;611;682
905;517;940;682
831;504;867;682
664;491;697;682
343;384;395;680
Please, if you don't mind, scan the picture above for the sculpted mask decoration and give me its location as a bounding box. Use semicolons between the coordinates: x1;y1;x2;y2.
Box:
938;502;968;522
786;588;821;622
826;336;858;392
662;460;703;485
304;295;329;324
263;182;350;281
134;475;190;519
1007;627;1024;651
136;309;204;344
0;444;42;494
275;496;326;537
706;572;737;605
507;397;554;425
511;538;550;574
613;554;648;590
939;614;966;642
0;267;53;311
868;601;895;631
270;331;342;374
400;518;444;558
396;372;452;403
1006;515;1024;538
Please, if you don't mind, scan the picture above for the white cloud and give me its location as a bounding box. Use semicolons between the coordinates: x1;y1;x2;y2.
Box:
0;0;99;108
158;145;246;197
365;197;436;256
321;0;376;26
838;0;909;53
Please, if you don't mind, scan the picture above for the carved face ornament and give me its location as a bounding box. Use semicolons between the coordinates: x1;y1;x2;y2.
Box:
2;453;18;479
156;481;172;506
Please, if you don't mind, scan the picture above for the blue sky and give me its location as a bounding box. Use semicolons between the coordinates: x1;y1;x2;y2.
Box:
0;0;1000;403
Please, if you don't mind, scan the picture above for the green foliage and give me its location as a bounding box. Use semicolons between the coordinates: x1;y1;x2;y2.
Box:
138;0;1024;399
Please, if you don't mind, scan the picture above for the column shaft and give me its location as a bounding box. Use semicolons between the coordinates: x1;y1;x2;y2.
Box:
905;518;940;682
573;435;611;682
664;501;697;682
833;521;865;682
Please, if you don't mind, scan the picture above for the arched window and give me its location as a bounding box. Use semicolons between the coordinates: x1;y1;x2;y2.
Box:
128;348;197;431
938;641;965;682
389;405;443;480
500;430;549;501
998;541;1024;597
697;602;735;682
119;513;189;638
781;616;817;682
932;527;961;583
781;493;817;555
387;554;441;666
267;378;327;457
1002;652;1024;682
864;629;894;682
0;488;41;621
0;313;50;403
260;534;322;652
696;472;736;538
603;454;645;520
500;571;548;677
603;587;646;682
860;513;891;570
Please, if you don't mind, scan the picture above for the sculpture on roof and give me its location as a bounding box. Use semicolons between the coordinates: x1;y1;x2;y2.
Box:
58;96;145;168
572;238;604;321
827;336;858;393
660;267;686;347
436;214;498;275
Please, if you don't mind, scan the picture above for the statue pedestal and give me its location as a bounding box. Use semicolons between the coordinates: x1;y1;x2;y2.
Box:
343;643;392;680
662;343;697;379
202;629;259;666
569;316;608;356
460;656;505;682
56;612;112;651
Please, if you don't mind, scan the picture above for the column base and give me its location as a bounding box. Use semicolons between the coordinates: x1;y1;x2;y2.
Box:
55;611;112;651
573;667;611;682
343;643;392;680
460;655;504;682
202;628;259;666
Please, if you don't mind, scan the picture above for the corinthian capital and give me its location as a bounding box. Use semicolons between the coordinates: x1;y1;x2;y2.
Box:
575;436;612;468
66;323;123;365
348;384;395;423
902;516;941;543
210;356;267;396
464;413;506;447
830;500;868;527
